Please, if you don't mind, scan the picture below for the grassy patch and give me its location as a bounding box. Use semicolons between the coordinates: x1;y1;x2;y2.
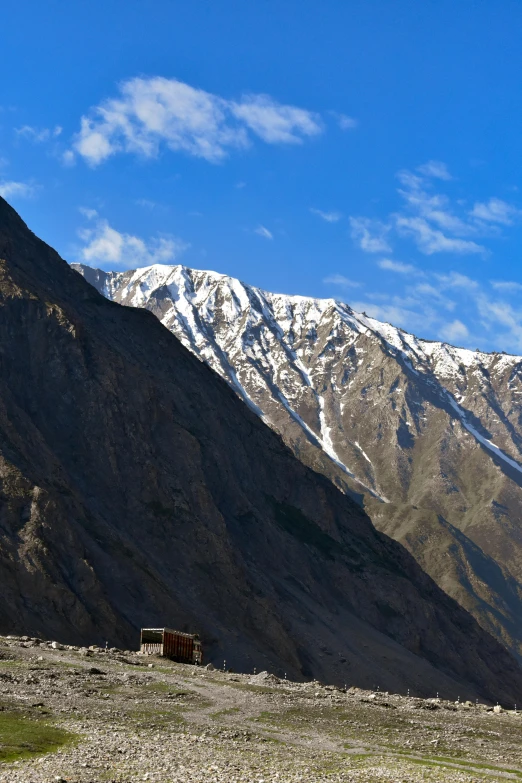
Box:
0;710;76;762
211;707;240;719
143;681;190;696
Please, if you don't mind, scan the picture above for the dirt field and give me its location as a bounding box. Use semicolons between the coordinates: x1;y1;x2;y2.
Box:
0;635;521;782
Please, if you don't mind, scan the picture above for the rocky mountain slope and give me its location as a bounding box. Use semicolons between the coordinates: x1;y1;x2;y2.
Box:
73;262;522;663
1;196;522;703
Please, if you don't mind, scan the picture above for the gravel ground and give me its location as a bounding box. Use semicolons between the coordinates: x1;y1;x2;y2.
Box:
0;635;521;782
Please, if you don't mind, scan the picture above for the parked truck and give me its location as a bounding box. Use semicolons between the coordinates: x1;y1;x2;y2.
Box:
140;627;202;664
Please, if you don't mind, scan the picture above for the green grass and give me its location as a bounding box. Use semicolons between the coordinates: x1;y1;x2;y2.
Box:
142;681;190;695
0;710;76;762
211;707;240;719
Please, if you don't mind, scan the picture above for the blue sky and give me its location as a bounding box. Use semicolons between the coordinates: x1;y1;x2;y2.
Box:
3;1;522;352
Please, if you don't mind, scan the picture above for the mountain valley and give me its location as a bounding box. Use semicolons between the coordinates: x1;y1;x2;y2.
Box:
0;196;520;705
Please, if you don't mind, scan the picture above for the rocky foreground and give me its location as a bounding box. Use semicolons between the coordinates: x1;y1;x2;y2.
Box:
1;635;521;782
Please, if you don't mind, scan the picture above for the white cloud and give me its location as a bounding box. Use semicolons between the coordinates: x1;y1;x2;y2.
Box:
490;280;522;293
439;319;469;342
310;208;342;223
417;160;452;180
395;216;485;255
378;258;418;274
61;150;76;167
70;77;323;166
230;93;322;144
397;170;473;236
436;271;480;290
16;125;62;143
476;296;522;351
78;216;188;269
78;206;98;220
413;283;456;310
336;113;358;131
349;217;392;253
470;198;522;226
351;300;434;333
323;274;361;287
254;225;273;240
0;180;36;199
347;254;522;353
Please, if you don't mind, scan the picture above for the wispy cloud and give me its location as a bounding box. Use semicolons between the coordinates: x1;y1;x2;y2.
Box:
377;258;419;274
135;198;163;211
254;225;273;240
413;283;456;310
470;198;522;226
231;93;322;144
78;206;98;220
416;160;452;180
351;300;435;333
323;274;362;288
0;180;36;199
351;264;522;352
476;296;522;351
395;216;485;255
436;271;480;290
78;215;188;269
335;113;358;131
439;319;469;342
349;217;391;253
396;170;472;236
490;280;522;293
310;208;342;223
350;163;521;260
16;125;62;143
69;77;324;166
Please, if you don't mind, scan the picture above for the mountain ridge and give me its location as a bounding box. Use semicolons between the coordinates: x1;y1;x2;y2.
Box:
73;261;522;664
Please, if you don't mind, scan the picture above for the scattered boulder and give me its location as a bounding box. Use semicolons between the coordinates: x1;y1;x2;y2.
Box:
249;671;280;685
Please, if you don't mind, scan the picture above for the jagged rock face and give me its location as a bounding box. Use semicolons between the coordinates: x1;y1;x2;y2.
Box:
72;263;522;662
1;197;522;703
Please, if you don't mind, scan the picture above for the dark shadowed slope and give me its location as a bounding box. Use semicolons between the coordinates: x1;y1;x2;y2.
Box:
1;197;521;704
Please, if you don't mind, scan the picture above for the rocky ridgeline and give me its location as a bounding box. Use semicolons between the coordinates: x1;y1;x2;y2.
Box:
3;635;136;657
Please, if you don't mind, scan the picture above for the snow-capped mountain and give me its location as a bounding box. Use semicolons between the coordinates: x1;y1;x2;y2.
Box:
73;261;522;662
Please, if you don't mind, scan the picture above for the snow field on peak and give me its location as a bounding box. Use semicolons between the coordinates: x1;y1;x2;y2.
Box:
76;261;522;495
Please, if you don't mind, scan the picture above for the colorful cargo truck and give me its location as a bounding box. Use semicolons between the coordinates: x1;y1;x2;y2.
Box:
140;627;202;664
